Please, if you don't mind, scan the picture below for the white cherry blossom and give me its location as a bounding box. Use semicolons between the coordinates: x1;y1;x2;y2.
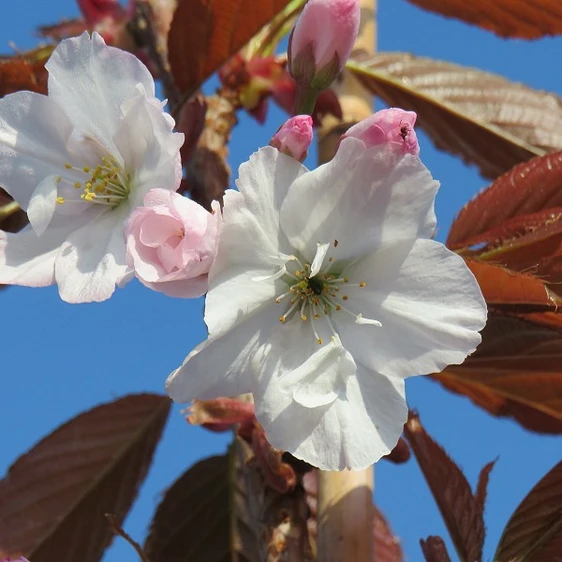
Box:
166;137;487;470
0;32;183;302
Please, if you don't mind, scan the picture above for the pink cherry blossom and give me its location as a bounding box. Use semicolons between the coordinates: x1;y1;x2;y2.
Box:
288;0;360;88
342;108;420;155
124;189;220;298
269;115;313;162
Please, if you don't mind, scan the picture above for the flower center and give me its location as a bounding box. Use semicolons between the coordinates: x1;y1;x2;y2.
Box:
267;241;381;345
55;155;131;208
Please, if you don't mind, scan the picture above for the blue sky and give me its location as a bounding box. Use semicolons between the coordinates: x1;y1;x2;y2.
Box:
1;1;561;560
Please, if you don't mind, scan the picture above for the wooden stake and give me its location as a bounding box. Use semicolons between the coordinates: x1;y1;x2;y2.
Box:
316;1;377;560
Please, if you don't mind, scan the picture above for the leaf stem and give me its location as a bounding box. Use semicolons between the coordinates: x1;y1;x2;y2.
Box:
105;513;150;562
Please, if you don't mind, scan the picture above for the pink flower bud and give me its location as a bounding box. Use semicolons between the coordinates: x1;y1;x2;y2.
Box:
270;115;313;161
125;189;220;298
341;108;420;155
288;0;360;89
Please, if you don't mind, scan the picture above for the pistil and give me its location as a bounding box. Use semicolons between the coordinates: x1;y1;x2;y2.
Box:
263;241;382;344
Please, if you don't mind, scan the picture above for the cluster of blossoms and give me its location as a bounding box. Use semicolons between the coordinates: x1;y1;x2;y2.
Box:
0;0;487;471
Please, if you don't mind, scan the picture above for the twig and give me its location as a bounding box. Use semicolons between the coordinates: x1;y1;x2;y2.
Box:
127;0;180;110
105;513;150;562
0;200;20;221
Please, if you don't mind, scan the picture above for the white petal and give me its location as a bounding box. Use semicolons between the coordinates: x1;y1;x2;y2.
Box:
205;146;313;337
113;91;184;206
204;189;288;337
46;32;156;151
166;303;279;402
0;92;74;209
0;226;64;287
54;208;129;303
280;137;438;262
336;238;487;378
27;175;58;236
282;335;356;408
140;274;209;299
235;146;308;249
255;364;407;470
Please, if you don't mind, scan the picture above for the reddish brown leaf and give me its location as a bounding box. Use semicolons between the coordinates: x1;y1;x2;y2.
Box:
406;0;562;39
382;437;411;464
420;536;452;562
475;461;496;510
435;315;562;433
465;260;562;310
144;455;236;561
168;0;292;97
347;54;562;178
0;394;170;562
448;152;562;249
303;471;404;562
146;439;312;562
0;46;52;98
518;311;562;330
373;505;404;562
404;413;492;562
495;461;562;561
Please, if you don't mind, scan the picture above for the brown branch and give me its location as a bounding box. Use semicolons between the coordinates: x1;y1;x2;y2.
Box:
105;513;150;562
127;0;180;110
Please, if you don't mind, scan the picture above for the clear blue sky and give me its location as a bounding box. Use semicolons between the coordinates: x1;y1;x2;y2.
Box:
1;1;561;560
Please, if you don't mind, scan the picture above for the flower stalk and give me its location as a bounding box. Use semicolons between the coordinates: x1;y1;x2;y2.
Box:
316;0;377;559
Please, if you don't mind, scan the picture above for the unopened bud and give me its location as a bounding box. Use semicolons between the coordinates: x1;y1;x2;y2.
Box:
288;0;360;92
270;115;313;161
341;108;420;155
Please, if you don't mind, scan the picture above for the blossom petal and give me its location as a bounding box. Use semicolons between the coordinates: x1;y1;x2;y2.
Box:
336;238;487;378
235;146;307;250
27;175;59;236
0;222;74;287
113;91;184;206
166;304;279;402
280;137;438;262
54;208;129;303
0;91;74;209
140;274;209;299
46;32;155;151
255;364;407;470
204;188;293;337
282;335;356;408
